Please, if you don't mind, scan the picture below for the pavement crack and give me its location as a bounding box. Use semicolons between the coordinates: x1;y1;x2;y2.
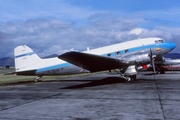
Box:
154;81;166;120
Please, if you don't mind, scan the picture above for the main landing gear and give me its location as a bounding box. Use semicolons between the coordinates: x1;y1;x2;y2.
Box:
114;69;136;83
124;75;137;83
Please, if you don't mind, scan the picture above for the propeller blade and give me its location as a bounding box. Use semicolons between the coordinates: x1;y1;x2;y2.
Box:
150;48;156;74
152;58;156;73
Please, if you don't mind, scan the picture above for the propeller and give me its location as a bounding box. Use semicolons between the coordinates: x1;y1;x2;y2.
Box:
149;48;156;74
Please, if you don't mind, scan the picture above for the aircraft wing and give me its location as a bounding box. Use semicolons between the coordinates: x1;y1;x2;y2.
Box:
59;51;127;72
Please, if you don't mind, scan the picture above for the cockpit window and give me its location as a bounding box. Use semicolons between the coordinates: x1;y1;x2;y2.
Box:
159;40;164;43
155;39;164;43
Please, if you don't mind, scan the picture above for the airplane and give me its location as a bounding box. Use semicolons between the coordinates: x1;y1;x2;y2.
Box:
8;37;176;82
140;58;180;74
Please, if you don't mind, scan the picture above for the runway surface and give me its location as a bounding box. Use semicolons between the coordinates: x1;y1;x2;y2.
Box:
0;72;180;120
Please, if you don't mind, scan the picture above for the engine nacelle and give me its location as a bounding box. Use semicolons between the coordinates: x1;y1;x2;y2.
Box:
119;50;151;65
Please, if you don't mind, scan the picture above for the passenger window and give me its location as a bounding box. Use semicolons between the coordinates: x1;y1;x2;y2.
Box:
116;51;120;55
159;40;164;43
125;49;129;53
107;53;111;57
155;40;164;43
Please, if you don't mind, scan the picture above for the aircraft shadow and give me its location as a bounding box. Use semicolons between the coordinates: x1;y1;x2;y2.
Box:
143;73;157;75
61;77;126;89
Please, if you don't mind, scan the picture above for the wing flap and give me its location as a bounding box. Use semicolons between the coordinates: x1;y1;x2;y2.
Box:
59;52;126;72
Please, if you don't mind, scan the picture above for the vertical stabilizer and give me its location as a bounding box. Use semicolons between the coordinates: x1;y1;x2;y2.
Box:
14;45;42;72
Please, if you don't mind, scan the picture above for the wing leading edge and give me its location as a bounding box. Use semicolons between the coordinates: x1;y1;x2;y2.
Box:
58;51;127;72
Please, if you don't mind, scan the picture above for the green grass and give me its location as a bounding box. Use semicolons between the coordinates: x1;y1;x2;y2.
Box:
0;68;34;84
0;74;35;84
0;68;91;85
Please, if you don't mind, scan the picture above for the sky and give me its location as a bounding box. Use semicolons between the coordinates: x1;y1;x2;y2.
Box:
0;0;180;58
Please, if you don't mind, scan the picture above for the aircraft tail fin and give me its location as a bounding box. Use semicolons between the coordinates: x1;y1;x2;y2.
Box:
14;45;42;72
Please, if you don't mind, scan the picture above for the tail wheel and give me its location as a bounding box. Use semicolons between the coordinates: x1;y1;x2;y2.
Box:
34;75;43;82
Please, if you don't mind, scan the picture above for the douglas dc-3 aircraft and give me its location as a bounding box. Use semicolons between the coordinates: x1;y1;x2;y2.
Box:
11;37;176;82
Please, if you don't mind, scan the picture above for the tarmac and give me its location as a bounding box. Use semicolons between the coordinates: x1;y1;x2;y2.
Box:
0;72;180;120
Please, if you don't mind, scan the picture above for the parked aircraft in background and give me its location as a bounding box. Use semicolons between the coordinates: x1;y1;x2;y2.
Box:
141;58;180;74
7;37;176;82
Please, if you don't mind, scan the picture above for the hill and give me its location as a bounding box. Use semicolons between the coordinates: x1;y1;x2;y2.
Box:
0;57;14;67
164;53;180;59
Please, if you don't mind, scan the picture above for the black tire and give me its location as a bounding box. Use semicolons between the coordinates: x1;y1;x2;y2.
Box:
160;70;165;74
126;75;136;83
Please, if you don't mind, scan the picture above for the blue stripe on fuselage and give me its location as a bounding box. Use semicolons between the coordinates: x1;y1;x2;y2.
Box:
103;42;171;57
15;52;35;58
36;63;72;73
36;42;172;73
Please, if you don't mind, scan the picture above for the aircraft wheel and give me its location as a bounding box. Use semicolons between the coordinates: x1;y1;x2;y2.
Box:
160;70;165;74
125;75;136;83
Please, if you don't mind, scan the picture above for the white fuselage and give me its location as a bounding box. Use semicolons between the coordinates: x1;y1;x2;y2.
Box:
14;37;175;76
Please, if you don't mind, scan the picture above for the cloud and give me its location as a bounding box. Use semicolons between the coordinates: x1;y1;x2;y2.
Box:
129;28;144;35
0;0;101;24
0;14;180;58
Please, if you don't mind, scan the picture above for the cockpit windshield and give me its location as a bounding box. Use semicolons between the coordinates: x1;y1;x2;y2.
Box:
155;39;164;43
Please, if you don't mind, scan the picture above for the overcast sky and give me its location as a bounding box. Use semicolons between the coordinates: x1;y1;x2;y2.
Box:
0;0;180;58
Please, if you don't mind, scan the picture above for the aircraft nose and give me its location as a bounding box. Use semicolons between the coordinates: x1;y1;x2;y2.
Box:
169;42;176;50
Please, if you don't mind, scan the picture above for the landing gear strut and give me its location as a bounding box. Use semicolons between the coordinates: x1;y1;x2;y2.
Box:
114;69;136;83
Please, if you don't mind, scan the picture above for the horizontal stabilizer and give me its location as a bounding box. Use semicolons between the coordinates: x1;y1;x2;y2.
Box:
4;71;16;75
4;69;36;75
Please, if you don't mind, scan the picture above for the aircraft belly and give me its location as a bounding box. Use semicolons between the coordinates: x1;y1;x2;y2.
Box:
36;65;89;75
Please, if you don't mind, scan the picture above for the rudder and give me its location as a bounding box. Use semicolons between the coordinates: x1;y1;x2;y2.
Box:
14;45;42;72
